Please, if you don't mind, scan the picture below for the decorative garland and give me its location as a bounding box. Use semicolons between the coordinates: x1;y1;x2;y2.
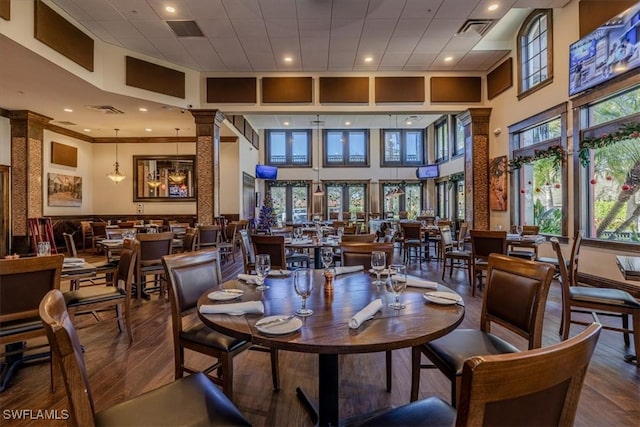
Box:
447;172;464;189
508;144;565;172
578;122;640;167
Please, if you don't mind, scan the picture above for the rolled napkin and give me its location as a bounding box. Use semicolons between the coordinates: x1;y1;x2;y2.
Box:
507;233;521;240
334;265;365;275
199;301;264;316
64;257;85;265
237;273;259;284
349;299;383;329
403;276;439;290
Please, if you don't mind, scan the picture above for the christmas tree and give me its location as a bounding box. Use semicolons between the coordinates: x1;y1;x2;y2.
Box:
258;192;277;231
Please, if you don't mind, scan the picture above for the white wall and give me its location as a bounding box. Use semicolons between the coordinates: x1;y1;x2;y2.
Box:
0;116;10;166
220;141;240;215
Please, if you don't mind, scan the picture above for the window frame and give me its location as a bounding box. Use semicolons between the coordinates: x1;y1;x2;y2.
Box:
517;9;553;99
323;129;370;167
452;115;465;157
434;118;449;163
380;181;423;218
264;129;312;167
380;128;425;166
266;181;311;223
324;181;368;218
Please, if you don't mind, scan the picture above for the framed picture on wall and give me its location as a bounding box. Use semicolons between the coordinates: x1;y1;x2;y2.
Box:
47;173;82;207
489;156;507;211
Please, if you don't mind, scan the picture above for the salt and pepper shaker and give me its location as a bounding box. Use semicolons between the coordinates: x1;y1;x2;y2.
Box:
324;268;334;292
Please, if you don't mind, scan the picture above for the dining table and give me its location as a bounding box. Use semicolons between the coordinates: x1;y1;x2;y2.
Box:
197;269;465;426
61;259;99;289
286;237;341;269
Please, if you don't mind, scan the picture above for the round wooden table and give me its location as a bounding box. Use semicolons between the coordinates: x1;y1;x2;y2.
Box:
197;270;465;426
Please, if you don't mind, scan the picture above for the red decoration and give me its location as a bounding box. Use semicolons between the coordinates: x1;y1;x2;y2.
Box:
520;188;526;194
554;183;561;189
622;184;631;191
161;184;167;190
590;179;597;185
606;175;613;181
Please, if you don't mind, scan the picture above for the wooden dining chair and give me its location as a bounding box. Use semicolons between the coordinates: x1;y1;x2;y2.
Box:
135;232;174;299
400;222;427;268
439;226;472;288
1;255;63;392
340;242;394;270
39;289;251;426
341;233;377;243
197;225;220;249
355;323;601;427
162;249;280;399
551;237;640;366
90;222;107;254
79;220;93;251
238;229;256;274
410;253;555;406
469;229;507;296
251;234;287;269
62;232;118;289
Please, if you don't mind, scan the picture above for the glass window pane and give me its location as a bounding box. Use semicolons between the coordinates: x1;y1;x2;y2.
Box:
270;187;286;224
292;186;308;223
405;131;422;163
348;131;366;163
348;186;365;213
327;186;342;214
384;131;401;162
269;132;286;164
326;132;343;163
291;132;309;164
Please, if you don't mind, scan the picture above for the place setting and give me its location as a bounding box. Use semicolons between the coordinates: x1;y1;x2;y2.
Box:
207;288;244;301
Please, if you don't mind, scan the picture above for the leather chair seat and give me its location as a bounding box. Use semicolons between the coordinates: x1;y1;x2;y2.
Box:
449;249;471;257
354;396;456;427
405;239;422;245
64;287;125;306
181;323;248;352
570;287;640;308
508;250;536;260
426;329;520;375
94;372;251;426
536;256;559;265
0;318;42;338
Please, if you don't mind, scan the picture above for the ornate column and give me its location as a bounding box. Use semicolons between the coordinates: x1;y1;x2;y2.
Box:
458;108;492;230
190;109;223;225
9;110;51;253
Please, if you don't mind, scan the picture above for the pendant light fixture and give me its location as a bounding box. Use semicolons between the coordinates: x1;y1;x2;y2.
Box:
147;170;161;189
107;128;126;183
313;114;324;196
168;128;186;184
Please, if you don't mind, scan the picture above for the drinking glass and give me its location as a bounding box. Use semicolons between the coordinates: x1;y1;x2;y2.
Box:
321;247;334;270
386;264;407;309
293;227;302;241
37;241;51;257
371;251;386;286
293;268;313;316
255;254;271;291
516;225;523;235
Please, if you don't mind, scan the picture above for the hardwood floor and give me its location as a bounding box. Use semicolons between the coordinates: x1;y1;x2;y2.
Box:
1;246;639;426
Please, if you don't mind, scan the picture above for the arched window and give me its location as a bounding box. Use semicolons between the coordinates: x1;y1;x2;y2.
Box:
517;9;553;98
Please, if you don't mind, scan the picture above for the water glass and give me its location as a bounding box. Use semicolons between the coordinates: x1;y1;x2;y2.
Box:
293;268;314;316
516;225;523;235
321;247;334;270
371;251;386;286
37;241;51;257
255;254;271;290
386;264;407;309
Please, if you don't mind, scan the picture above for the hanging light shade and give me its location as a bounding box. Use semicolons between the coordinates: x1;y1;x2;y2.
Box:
107;128;126;183
147;171;161;188
168;128;187;184
313;184;324;196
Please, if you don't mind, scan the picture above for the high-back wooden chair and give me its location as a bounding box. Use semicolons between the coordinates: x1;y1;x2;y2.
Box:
90;222;107;254
238;229;255;274
439;225;472;287
135;232;174;299
39;289;251;427
411;253;555;406
251;235;287;269
1;254;63;391
79;220;93;250
162;249;279;398
197;225;220;249
469;229;507;296
340;242;394;270
400;222;427;268
551;237;639;366
340;233;377;243
356;323;601;427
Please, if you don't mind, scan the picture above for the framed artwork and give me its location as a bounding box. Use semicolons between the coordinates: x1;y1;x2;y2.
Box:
51;141;77;167
489;156;508;211
47;173;82;207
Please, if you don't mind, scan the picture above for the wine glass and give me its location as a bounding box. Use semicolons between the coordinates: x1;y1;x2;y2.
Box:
321;247;334;270
516;225;523;235
386;264;407;309
293;227;302;241
255;254;271;291
371;251;386;286
293;268;314;316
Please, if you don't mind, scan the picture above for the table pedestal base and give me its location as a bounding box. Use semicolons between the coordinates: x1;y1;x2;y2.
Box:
296;353;339;426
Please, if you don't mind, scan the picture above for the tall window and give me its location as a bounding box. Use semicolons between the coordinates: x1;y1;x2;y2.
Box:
324;130;369;167
578;86;640;245
326;182;367;218
517;9;553;97
453;115;465;157
436;181;449;219
267;182;310;223
510;103;567;236
381;182;423;219
434;118;449;163
265;130;312;167
381;129;425;166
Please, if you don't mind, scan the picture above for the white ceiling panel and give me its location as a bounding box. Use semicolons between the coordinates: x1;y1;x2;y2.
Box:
423;19;465;39
248;52;278;70
180;38;224;69
435;0;480;19
238;37;273;53
265;19;300;38
332;0;370;19
109;0;159;21
379;53;411;69
198;19;236;39
71;0;121;20
298;19;331;38
361;19;398;39
232;20;269;39
445;34;482;51
131;20;175;39
146;0;195;20
49;0;93;21
220;0;263;19
330;19;365;39
270;37;301;59
357;37;390;53
469;0;516;20
413;37;449;54
387;36;421;54
392;19;432;38
97;20;143;40
79;20;121;45
259;0;298;19
184;0;226;20
296;0;332;20
366;0;406;20
401;0;443;19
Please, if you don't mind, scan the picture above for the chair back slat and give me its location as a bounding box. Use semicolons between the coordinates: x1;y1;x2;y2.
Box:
470;230;507;260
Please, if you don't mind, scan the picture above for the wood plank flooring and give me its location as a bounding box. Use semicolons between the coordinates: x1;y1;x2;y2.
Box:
1;246;639;426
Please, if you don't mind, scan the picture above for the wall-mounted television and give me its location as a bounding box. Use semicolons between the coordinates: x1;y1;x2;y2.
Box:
255;164;278;180
569;2;640;97
416;164;439;180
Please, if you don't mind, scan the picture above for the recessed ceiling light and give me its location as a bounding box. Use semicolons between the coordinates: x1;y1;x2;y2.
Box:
145;128;152;132
283;121;290;126
345;121;351;126
444;56;454;62
139;107;148;112
284;56;293;63
364;56;373;63
63;108;73;112
488;4;499;12
405;120;412;125
83;129;91;132
165;6;176;13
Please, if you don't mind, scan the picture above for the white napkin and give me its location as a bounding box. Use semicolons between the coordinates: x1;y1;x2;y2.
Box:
237;273;259;284
349;299;383;329
507;233;521;240
199;301;264;316
404;276;438;289
334;265;365;275
64;257;85;265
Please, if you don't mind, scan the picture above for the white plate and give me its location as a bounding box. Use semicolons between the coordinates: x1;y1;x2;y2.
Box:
423;291;462;305
269;269;292;277
208;290;244;301
368;268;391;276
255;316;303;335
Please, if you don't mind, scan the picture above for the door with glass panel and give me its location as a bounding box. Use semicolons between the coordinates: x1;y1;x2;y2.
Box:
267;183;310;224
381;182;423;219
326;183;367;220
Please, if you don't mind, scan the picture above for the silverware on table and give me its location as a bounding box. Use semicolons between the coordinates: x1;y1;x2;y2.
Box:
257;315;295;327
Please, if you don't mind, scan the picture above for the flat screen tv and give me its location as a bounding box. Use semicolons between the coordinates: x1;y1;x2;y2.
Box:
416;165;439;180
255;164;278;180
569;2;640;96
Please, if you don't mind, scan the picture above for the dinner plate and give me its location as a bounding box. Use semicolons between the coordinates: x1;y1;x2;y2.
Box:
255;315;303;335
64;258;85;265
423;291;462;305
208;289;244;301
268;269;292;277
368;268;391;276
